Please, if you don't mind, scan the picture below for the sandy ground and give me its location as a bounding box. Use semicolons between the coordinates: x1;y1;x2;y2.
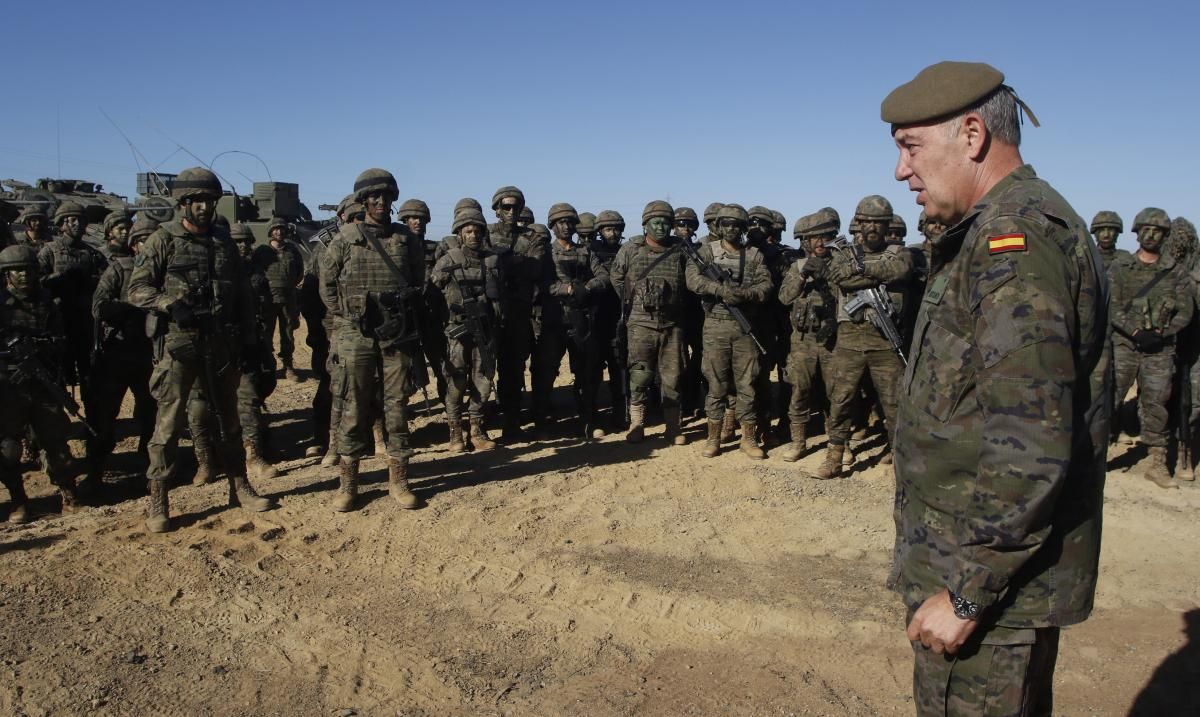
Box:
1;327;1197;717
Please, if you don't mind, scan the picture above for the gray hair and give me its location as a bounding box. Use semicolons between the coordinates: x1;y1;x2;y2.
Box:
946;87;1022;147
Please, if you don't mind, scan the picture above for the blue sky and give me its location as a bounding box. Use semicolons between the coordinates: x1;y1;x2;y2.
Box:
4;1;1195;249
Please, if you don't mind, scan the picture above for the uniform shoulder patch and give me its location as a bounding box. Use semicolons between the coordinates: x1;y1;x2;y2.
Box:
988;233;1027;255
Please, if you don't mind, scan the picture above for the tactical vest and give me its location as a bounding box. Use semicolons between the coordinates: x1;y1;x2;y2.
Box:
621;237;688;329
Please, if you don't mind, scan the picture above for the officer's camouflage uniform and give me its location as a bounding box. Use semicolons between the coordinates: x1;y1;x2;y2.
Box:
38;203;107;402
1109;208;1194;485
431;211;503;451
590;211;626;428
609;226;690;443
85;221;156;486
128;167;272;532
533;205;610;436
685;205;773;457
252;222;304;375
823;196;914;475
0;246;79;522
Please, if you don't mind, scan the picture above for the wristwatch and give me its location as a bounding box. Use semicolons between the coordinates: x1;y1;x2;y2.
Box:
949;591;981;621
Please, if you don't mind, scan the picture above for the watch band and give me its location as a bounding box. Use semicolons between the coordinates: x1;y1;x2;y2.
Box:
949;591;981;620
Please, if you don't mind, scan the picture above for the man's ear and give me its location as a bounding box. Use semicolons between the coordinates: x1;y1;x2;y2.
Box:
962;112;989;161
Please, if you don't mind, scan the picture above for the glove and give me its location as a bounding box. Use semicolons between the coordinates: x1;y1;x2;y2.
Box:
169;300;198;329
801;256;826;277
1133;330;1163;352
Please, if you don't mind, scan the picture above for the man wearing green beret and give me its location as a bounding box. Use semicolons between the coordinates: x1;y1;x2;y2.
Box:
882;61;1110;715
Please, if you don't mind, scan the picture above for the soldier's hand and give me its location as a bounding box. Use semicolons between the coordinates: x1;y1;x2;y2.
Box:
906;588;979;656
718;284;737;303
801;256;826;276
169;300;199;329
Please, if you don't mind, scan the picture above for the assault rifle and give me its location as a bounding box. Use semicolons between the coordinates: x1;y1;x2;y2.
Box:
678;240;767;355
829;236;908;366
0;333;97;436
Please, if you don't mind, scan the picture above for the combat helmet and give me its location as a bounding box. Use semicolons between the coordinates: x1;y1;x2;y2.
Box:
703;202;725;225
171;167;222;202
519;207;535;224
0;244;39;271
854;195;894;221
398;198;431;221
595;210;626;230
1132;207;1170;232
547;202;580;225
454;197;482;214
267;217;290;236
53;200;86;224
888;214;907;238
1090;210;1123;233
577;212;597;234
102;210;131;237
716;203;750;225
20;205;48;223
129;217;159;243
491;186;525;210
353;168;399;202
748;205;775;226
642;200;675;224
675;207;699;228
230;223;255;243
770;210;786;233
452;208;488;233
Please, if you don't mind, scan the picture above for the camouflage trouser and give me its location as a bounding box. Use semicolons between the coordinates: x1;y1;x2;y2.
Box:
1191;354;1200;426
236;366;276;447
497;305;533;424
268;293;299;364
911;625;1059;716
702;316;760;423
334;328;414;460
627;324;685;408
1113;342;1174;446
786;332;834;426
0;383;75;490
827;345;902;446
147;348;245;482
86;347;155;466
443;330;495;424
594;310;625;415
532;323;598;424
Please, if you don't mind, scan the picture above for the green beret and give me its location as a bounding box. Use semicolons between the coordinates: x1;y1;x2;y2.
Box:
881;61;1005;125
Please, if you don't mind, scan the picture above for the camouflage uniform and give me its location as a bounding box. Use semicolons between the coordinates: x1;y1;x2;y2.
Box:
17;206;53;248
676;207;707;419
431;208;503;451
301;217;335;456
590;210;626;429
38;202;108;403
533;203;610;437
488;186;542;438
128;167;273;532
84;221;156;488
776;209;841;461
821;196;914;476
748;206;796;443
609;201;691;444
888;167;1109;714
400;198;448;404
252;220;304;377
0;245;79;522
685;204;773;458
1109;208;1194;486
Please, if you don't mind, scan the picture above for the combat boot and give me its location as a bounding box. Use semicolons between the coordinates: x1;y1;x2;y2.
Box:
244;441;279;481
469;418;497;451
387;457;419;510
228;474;273;512
373;421;388;458
447;418;466;453
145;480;170;533
701;419;722;458
663;406;687;446
331;459;358;512
192;440;217;486
779;423;808;463
843;444;855;467
739;421;766;460
320;442;340;467
4;478;30;524
626;404;646;443
1144;446;1178;489
720;410;737;443
816;444;844;480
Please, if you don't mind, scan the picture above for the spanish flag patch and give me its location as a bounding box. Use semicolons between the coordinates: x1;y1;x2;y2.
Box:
988;233;1027;255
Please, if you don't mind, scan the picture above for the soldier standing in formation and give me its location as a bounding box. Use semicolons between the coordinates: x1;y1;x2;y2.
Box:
83;215;157;495
1091;210;1129;269
1109;207;1194;488
686;203;772;460
821;195;913;477
432;207;502;452
400;198;448;404
232;223;280;482
777;208;840;461
128;167;273;533
610;201;690;445
18;206;53;247
254;217;305;381
591;210;627;430
319;169;422;512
